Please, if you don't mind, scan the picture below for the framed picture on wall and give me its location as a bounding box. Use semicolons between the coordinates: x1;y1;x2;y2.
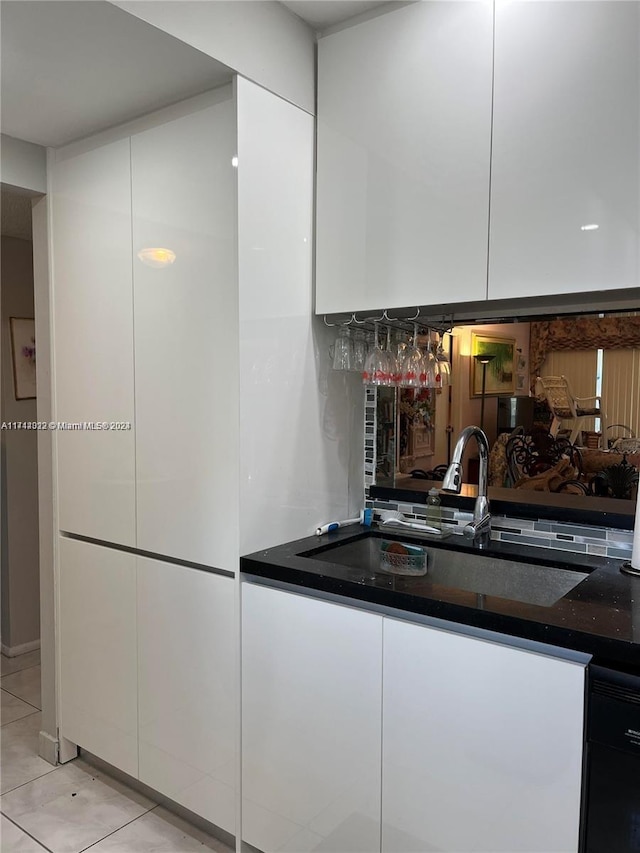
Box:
10;317;36;400
471;332;516;396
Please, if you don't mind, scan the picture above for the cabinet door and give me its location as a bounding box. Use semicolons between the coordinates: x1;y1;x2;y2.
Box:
52;140;136;545
131;97;238;569
58;537;138;777
242;584;382;853
316;1;493;315
489;1;640;300
383;618;585;853
137;559;235;834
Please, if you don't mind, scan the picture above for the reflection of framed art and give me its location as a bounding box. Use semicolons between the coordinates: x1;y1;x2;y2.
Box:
471;332;515;396
10;317;36;400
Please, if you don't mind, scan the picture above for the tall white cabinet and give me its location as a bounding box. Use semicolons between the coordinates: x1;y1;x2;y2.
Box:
315;1;493;314
52;140;136;547
131;98;238;569
52;90;238;569
489;0;640;300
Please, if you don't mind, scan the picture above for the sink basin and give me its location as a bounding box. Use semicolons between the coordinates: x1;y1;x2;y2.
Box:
301;534;589;608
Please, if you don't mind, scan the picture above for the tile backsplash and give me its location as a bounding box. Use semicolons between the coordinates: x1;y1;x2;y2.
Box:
363;387;633;560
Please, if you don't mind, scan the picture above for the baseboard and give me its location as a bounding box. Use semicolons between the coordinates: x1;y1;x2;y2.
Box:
38;730;59;766
1;639;41;657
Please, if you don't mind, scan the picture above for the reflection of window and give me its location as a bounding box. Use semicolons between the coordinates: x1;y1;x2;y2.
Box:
601;349;640;440
540;347;640;440
540;349;599;432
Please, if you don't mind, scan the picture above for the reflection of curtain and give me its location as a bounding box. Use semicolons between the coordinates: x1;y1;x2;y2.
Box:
541;350;599;431
530;316;640;383
602;349;640;439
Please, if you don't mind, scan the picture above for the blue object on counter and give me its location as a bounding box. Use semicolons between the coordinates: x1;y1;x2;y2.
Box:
316;508;373;536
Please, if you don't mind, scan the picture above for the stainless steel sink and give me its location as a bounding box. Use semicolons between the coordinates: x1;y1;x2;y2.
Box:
302;535;589;608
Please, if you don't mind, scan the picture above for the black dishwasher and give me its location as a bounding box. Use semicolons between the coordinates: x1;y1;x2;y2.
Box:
585;665;640;853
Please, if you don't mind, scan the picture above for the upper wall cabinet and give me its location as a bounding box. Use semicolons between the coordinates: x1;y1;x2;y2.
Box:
315;2;493;315
52;140;136;546
489;1;640;300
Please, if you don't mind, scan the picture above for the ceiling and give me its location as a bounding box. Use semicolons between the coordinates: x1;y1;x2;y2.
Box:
0;0;396;150
281;1;391;31
0;1;232;147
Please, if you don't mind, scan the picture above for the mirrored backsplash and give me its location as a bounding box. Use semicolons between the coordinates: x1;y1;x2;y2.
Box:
363;387;634;559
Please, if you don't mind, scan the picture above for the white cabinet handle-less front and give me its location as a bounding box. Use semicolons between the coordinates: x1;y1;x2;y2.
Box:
242;583;383;853
382;617;586;853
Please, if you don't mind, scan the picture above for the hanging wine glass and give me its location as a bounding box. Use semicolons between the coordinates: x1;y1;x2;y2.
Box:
331;326;353;371
399;323;423;388
362;322;388;385
420;328;438;388
351;328;367;373
382;326;400;386
436;332;452;386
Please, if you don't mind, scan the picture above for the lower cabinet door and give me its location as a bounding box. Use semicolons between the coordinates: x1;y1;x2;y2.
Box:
137;560;235;834
382;618;586;853
59;537;138;777
242;583;382;853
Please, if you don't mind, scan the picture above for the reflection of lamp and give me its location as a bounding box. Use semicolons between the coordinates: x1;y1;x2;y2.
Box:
137;247;176;268
474;354;496;432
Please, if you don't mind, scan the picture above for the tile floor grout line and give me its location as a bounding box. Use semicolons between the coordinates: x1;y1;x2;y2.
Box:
1;810;56;853
0;707;40;727
1;686;42;711
77;803;161;853
0;685;42;711
0;764;58;797
0;662;42;678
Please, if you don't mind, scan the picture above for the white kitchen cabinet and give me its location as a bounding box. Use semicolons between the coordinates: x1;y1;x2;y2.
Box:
58;536;138;777
52;140;136;546
137;558;235;834
52;90;239;568
315;1;493;315
132;98;238;569
382;617;586;853
489;1;640;300
241;583;382;853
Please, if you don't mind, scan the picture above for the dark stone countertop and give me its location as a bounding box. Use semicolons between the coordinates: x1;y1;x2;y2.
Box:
240;526;640;675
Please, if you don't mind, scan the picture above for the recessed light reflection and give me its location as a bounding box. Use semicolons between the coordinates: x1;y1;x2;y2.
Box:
137;248;176;268
581;223;599;231
232;156;238;168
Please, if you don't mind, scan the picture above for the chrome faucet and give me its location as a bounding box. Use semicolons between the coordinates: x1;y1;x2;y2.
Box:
442;425;491;543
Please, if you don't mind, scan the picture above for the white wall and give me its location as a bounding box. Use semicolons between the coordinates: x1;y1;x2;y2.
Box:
1;135;47;194
1;236;40;651
113;1;315;115
237;78;361;554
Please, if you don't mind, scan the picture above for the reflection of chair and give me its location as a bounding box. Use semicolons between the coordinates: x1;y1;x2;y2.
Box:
505;429;587;493
536;375;607;447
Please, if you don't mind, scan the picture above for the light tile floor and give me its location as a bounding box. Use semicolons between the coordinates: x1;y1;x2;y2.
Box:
1;652;234;853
